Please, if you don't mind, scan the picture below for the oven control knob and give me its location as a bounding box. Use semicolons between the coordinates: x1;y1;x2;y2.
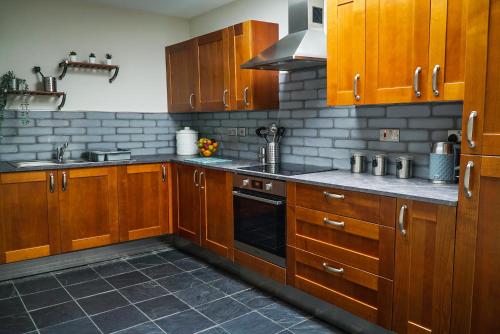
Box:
242;179;250;187
265;182;273;191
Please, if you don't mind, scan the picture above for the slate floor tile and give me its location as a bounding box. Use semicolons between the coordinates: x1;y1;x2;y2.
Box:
92;305;148;334
258;302;310;329
119;281;169;303
0;281;17;299
77;291;129;315
0;297;26;318
39;317;100;334
209;277;250;295
172;257;206;271
288;319;344;334
191;267;226;283
232;288;275;309
156;272;203;293
105;271;150;289
127;254;166;269
155;309;215;334
30;301;85;329
221;311;284;334
21;287;72;311
0;312;36;334
55;267;99;286
135;294;189;320
198;327;230;334
66;278;114;299
140;263;182;279
156;249;189;262
174;283;225;307
114;321;164;334
91;260;136;277
14;274;61;295
196;297;251;324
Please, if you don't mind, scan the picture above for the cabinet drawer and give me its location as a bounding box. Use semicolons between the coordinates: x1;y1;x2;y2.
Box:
295;183;380;223
292;206;394;279
288;247;393;329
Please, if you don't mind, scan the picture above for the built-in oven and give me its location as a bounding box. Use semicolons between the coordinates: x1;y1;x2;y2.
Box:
233;174;286;268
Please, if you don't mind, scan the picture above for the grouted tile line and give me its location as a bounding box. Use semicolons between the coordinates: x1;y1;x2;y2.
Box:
12;283;40;334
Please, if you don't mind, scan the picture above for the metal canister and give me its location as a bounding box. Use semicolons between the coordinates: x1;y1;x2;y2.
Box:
350;152;367;173
43;77;57;92
396;156;414;179
258;146;266;164
266;142;279;164
372;154;387;176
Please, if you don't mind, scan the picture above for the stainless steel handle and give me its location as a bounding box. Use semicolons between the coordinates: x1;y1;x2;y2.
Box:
49;173;55;193
323;191;345;200
322;262;344;274
189;93;195;109
467;111;477;148
323;217;345;227
193;169;199;187
464;161;474;198
432;64;441;96
162;165;167;182
62;172;67;192
353;73;361;101
232;190;285;206
223;89;228;107
414;67;422;97
199;171;205;190
398;205;408;236
243;87;250;106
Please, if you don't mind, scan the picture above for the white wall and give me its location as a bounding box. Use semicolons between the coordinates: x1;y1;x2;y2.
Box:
189;0;288;38
0;0;189;112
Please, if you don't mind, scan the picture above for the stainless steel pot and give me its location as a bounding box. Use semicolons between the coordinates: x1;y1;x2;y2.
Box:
350;152;367;173
43;77;57;92
396;156;413;179
372;154;387;176
266;142;279;164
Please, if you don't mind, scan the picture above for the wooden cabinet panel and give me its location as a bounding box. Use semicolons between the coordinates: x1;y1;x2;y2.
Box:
0;171;60;263
392;199;456;334
365;0;431;104
174;164;201;245
118;164;169;242
166;39;199;112
59;167;119;252
327;0;366;105
234;248;286;284
200;168;233;258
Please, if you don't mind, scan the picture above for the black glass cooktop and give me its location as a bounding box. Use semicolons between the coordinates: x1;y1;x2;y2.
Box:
238;163;336;176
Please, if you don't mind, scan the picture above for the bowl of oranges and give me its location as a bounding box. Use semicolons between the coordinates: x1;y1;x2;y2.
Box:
197;138;219;157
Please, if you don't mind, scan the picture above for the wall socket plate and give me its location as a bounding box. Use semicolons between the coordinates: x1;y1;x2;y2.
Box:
238;128;247;137
447;130;462;143
379;129;400;142
227;128;238;136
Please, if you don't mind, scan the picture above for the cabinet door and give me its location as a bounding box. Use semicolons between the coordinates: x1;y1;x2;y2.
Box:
174;164;200;245
59;167;119;252
200;168;233;258
166;39;199;112
365;0;431;104
118;164;169;242
451;155;500;333
461;0;500;155
392;199;456;334
427;0;467;101
197;29;231;111
0;171;60;263
327;0;366;106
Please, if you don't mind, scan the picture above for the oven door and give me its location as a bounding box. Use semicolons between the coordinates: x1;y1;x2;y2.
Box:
233;188;286;267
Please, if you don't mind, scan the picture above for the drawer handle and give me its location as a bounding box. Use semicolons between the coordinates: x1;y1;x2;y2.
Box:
323;191;344;200
322;262;344;274
323;217;345;227
399;204;408;236
49;173;55;193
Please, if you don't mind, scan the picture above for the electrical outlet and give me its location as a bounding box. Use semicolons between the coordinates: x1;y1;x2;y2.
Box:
447;130;462;143
238;128;247;137
227;128;238;136
379;129;400;142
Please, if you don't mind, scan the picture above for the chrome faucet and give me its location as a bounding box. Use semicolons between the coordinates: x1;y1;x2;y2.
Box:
56;142;69;163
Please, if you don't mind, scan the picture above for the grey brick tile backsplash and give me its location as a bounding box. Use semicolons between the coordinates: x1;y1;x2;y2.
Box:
1;67;462;178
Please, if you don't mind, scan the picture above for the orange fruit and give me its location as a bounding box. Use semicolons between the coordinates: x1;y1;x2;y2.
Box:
202;150;212;157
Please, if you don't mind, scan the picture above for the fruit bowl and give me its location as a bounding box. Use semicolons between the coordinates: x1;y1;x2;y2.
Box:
197;138;219;157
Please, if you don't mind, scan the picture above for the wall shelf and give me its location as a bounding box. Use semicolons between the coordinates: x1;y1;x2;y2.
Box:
58;60;120;83
6;90;66;110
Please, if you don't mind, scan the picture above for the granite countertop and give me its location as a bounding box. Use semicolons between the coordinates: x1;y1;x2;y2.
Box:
0;154;459;206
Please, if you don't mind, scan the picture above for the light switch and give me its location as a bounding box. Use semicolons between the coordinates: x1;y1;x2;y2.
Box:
379;129;400;142
238;128;247;137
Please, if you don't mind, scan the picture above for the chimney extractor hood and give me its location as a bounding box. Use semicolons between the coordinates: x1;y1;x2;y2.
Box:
241;0;326;71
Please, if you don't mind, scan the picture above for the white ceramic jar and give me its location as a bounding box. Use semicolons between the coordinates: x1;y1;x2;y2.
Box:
176;127;198;155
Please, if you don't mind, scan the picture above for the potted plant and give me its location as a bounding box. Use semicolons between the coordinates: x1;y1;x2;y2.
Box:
0;71;29;137
105;53;112;65
89;53;96;64
69;51;77;62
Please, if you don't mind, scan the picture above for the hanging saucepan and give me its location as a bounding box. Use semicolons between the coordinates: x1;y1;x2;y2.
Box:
33;66;57;92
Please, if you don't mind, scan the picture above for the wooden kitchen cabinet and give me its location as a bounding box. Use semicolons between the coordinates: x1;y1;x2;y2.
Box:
165;39;200;112
392;199;456;334
0;171;60;263
173;163;201;244
118;163;169;242
59;167;119;252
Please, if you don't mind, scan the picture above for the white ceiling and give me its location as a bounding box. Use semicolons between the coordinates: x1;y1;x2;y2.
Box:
85;0;238;19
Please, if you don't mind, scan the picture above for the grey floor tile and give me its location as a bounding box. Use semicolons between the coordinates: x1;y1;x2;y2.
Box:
119;281;169;303
0;281;17;299
14;274;61;295
197;327;230;334
21;287;72;311
115;321;164;334
30;301;85;329
0;312;36;333
258;302;310;329
127;254;166;269
0;296;26;318
135;294;189;320
209;277;250;295
55;267;99;286
232;289;275;309
289;319;344;334
155;309;215;334
140;263;182;279
156;272;203;293
172;258;206;271
91;305;148;334
156;249;189;262
191;267;226;283
91;260;136;278
77;291;129;315
196;297;251;324
39;317;100;334
66;278;114;299
174;283;225;307
105;271;150;289
221;311;284;334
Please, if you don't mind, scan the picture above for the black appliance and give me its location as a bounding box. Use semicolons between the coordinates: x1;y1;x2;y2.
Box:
238;163;335;176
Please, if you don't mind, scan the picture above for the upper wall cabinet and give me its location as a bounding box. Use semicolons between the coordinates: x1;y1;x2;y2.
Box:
327;0;466;106
166;20;279;113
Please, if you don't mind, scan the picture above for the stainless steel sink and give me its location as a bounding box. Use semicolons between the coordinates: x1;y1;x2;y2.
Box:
9;160;87;168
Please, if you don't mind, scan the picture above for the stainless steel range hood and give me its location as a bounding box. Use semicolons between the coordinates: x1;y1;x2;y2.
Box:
241;0;326;71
